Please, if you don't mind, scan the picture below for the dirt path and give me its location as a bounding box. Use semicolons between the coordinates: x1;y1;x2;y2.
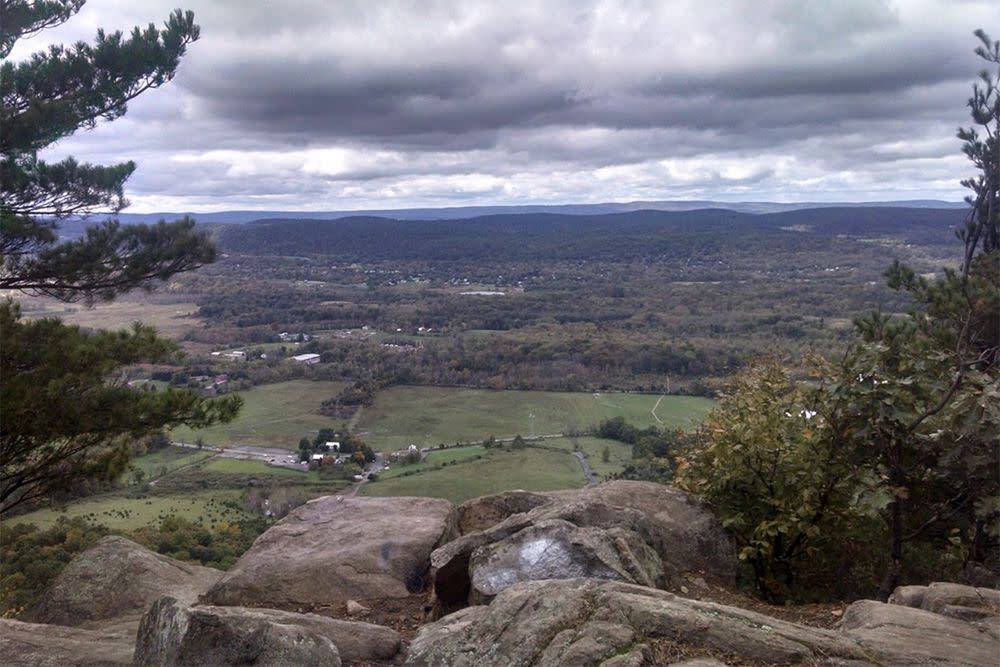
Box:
650;394;666;425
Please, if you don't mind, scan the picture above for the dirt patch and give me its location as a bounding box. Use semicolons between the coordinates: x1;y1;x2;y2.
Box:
314;594;431;640
673;573;848;629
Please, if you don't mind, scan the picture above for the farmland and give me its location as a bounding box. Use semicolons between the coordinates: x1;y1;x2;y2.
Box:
362;446;587;504
356;386;712;450
170;380;346;449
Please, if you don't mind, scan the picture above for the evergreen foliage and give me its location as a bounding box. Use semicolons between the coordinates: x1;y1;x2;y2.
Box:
0;2;241;515
1;1;211;301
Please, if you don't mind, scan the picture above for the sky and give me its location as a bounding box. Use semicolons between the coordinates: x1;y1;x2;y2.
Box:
10;0;1000;212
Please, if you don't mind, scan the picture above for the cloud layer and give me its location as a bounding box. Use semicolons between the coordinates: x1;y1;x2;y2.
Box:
11;0;1000;211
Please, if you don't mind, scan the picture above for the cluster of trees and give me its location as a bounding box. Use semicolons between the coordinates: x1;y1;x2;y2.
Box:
677;32;999;602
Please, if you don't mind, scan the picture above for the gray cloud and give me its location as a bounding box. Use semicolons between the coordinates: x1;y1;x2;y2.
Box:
11;0;1000;210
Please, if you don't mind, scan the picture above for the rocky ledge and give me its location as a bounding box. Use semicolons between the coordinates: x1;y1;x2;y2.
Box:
3;482;997;666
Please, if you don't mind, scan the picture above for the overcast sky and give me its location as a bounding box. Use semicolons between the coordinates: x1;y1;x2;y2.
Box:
10;0;1000;212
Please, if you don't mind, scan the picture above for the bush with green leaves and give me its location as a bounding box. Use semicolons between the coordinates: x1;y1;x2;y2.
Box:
676;359;866;601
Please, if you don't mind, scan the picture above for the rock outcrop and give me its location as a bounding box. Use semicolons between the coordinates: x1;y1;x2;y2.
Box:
135;596;403;666
455;490;550;534
0;618;135;666
406;578;1000;666
431;481;734;611
205;495;456;610
30;535;223;627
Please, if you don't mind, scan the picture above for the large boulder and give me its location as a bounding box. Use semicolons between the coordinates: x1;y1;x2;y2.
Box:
549;481;735;577
406;578;1000;667
0;618;135;667
205;495;456;610
888;581;1000;623
920;582;1000;616
135;596;403;666
30;535;223;627
430;481;733;611
469;519;665;602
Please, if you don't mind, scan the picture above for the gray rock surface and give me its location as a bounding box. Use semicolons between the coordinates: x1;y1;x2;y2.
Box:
134;597;341;666
0;617;135;666
431;481;733;611
29;535;222;626
549;481;736;578
135;596;403;665
205;494;456;610
920;581;1000;615
456;490;551;534
887;584;926;608
838;599;998;666
469;519;664;601
406;578;1000;667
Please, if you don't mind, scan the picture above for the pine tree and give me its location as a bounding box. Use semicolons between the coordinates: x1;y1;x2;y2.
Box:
0;1;241;515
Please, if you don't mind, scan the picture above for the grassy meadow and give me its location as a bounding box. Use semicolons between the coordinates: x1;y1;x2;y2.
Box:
8;490;252;531
542;436;634;478
363;446;586;504
356;386;712;450
170;380;346;449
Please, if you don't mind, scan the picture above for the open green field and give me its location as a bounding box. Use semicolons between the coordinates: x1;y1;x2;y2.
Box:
130;447;216;480
8;490;251;531
380;445;487;480
362;447;586;504
356;386;712;450
16;294;203;340
170;380;346;449
543;436;634;479
200;457;312;478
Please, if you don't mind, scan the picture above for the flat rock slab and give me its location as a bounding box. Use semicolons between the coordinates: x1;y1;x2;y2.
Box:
839;599;999;667
135;597;342;667
407;578;1000;667
205;495;455;610
135;596;404;665
30;535;223;626
0;618;135;667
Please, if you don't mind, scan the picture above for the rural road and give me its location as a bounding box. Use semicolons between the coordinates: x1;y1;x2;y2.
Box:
170;441;306;469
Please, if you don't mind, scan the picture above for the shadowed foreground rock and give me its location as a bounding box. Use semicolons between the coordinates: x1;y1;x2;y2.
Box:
406;578;1000;667
0;618;135;666
205;495;456;610
432;481;733;611
134;596;403;666
30;535;223;626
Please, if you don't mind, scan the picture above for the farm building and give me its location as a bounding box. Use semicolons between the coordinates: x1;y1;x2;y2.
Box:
291;353;321;364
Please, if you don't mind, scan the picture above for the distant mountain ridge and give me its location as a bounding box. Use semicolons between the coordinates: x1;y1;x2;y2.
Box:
216;206;966;261
78;199;966;225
